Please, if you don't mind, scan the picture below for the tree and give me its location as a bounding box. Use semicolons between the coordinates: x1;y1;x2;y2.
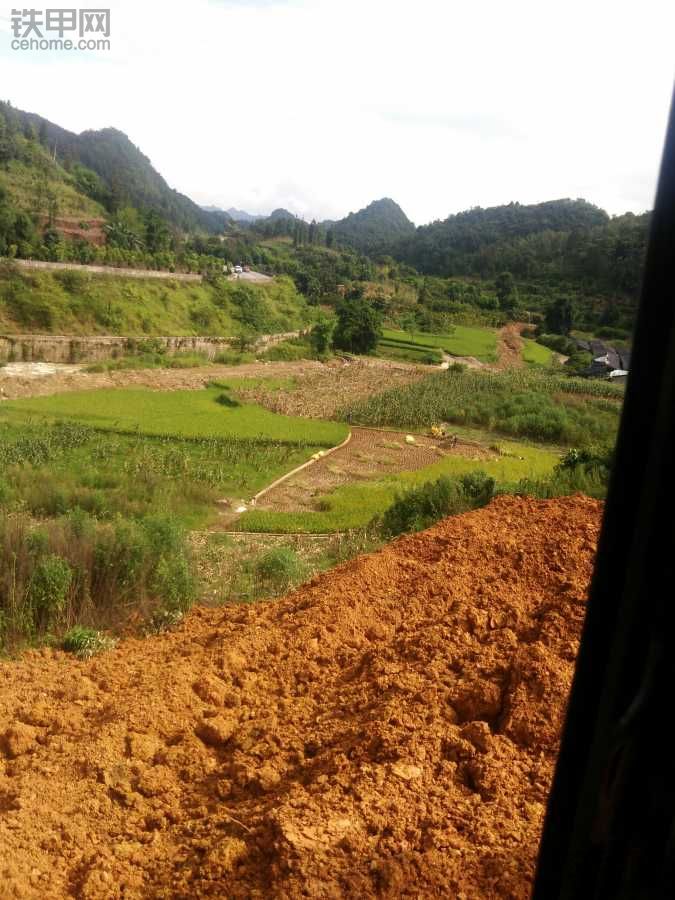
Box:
495;271;518;310
332;297;382;354
309;316;335;356
545;297;575;335
400;312;417;341
144;211;171;253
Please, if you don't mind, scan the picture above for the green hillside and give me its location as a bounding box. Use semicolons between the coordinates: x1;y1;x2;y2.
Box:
0;149;105;221
3;101;226;234
0;264;310;336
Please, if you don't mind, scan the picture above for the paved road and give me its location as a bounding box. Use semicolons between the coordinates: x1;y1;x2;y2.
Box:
230;270;273;283
5;258;276;285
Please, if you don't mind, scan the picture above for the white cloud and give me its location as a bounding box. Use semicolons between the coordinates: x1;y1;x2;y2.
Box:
1;0;673;223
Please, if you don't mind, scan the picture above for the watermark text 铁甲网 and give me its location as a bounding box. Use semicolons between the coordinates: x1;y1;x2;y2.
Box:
10;8;111;51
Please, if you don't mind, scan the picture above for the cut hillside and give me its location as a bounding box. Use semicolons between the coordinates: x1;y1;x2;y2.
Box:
0;495;602;898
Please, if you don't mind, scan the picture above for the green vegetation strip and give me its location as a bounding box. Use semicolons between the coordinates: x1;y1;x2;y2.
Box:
0;265;311;338
2;387;348;447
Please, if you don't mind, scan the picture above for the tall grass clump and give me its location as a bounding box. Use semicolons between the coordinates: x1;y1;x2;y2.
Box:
0;511;195;649
222;546;309;602
513;443;613;500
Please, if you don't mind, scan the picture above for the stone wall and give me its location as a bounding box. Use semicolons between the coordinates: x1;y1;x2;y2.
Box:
0;332;300;364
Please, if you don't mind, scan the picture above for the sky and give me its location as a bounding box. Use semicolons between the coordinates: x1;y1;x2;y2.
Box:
1;0;674;225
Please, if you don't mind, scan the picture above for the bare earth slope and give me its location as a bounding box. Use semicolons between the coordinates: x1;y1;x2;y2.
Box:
0;496;602;898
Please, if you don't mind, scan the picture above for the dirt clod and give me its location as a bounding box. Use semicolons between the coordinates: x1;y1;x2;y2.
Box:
0;495;602;897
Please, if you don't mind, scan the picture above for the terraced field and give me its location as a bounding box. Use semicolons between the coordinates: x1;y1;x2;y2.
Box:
379;326;498;363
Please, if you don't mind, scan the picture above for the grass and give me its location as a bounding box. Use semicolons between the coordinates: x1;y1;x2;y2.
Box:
0;266;310;337
0;420;323;526
341;368;622;447
0;387;347;536
382;326;498;362
522;338;555;367
2;387;348;447
237;437;559;533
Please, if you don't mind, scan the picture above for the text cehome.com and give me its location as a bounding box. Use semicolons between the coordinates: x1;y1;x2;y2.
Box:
11;37;110;51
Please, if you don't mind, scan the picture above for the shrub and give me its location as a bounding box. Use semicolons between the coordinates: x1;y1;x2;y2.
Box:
332;297;382;354
537;333;577;356
262;339;310;362
254;547;307;593
379;477;465;537
310;317;335;356
153;555;195;613
458;471;496;504
379;471;495;537
557;445;614;477
215;391;241;408
62;625;116;658
54;270;88;294
0;479;13;506
27;554;73;631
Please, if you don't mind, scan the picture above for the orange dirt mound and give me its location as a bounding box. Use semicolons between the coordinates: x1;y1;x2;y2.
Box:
0;495;602;898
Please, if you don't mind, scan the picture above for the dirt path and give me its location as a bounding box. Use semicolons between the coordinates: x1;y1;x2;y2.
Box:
0;496;603;898
0;357;424;406
496;322;529;369
440;350;485;370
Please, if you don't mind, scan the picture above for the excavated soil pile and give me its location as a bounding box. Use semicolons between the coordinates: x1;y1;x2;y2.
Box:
0;496;602;898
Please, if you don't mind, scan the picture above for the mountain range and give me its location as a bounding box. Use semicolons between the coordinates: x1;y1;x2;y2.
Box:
0;99;648;305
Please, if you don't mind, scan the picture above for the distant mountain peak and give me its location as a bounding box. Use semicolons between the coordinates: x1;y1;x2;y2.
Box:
269;207;296;220
329;197;414;252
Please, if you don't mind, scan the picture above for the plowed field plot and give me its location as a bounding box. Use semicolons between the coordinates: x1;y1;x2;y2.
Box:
254;427;492;515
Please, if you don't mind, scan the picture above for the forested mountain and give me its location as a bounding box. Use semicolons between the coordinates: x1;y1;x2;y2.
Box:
2;102;225;234
269;208;296;221
389;199;648;301
330;197;415;253
225;207;262;223
394;199;609;273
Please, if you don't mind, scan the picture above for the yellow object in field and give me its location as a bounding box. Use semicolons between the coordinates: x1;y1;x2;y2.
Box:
405;434;416;445
430;425;446;438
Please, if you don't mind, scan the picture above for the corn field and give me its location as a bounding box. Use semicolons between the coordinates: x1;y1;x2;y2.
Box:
341;368;623;446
